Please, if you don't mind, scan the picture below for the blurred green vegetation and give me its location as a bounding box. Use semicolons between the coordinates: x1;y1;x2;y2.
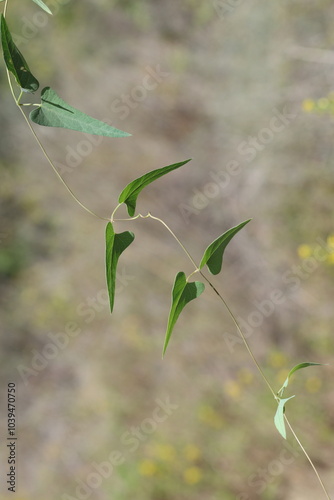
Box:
0;1;334;499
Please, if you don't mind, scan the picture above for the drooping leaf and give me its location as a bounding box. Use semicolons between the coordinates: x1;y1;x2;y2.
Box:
0;14;39;92
277;362;323;397
199;219;251;275
163;271;205;356
32;0;52;15
274;396;295;439
119;159;191;216
30;87;131;137
105;222;135;313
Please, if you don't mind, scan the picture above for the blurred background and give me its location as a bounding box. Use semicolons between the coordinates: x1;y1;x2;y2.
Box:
1;1;334;499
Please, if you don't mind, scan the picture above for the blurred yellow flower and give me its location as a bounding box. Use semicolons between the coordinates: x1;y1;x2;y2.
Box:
237;368;254;386
183;444;201;462
138;459;158;476
224;380;241;400
305;376;322;393
269;351;288;369
150;443;176;462
326;253;334;265
302;99;315;112
326;235;334;248
183;466;202;485
297;244;312;259
198;404;224;428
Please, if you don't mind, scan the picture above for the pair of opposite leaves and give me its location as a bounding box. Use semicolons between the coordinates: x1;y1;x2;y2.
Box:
0;14;129;138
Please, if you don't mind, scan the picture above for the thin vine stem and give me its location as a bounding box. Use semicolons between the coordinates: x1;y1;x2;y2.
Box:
284;415;331;500
110;203;122;222
199;271;277;399
112;212;199;268
113;210;331;499
147;213;199;270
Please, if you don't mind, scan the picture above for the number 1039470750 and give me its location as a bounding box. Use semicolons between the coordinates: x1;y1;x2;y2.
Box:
7;383;16;436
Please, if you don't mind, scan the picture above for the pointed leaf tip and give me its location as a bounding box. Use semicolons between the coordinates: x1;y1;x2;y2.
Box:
162;271;205;356
277;362;323;397
105;222;135;313
200;219;251;275
32;0;53;15
0;15;39;92
119;159;191;216
30;87;130;137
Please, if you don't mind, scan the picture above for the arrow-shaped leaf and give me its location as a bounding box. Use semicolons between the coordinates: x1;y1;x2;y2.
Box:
119;159;191;216
163;271;205;356
199;219;251;275
0;14;39;92
32;0;52;15
105;222;135;313
274;396;295;439
277;362;323;397
30;87;131;137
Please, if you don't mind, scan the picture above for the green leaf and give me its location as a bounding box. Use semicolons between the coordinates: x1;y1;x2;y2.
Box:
277;362;323;397
0;14;39;92
163;271;205;357
119;159;191;216
274;396;295;439
32;0;52;15
30;87;131;137
105;222;135;313
199;219;251;275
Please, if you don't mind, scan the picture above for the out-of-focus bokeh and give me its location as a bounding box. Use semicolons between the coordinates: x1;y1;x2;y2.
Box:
1;1;334;499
